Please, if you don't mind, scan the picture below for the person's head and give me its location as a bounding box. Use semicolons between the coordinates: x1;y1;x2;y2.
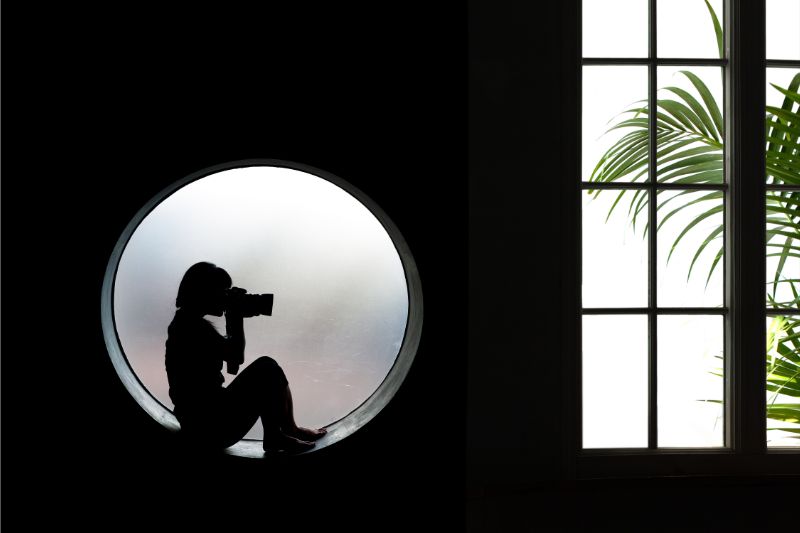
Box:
176;262;232;316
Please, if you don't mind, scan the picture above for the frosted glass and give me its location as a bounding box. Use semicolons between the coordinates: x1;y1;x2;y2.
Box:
583;66;649;183
766;316;800;447
583;315;648;448
114;166;409;440
657;189;724;308
767;0;800;60
583;189;649;308
658;0;724;59
658;315;724;447
583;0;648;58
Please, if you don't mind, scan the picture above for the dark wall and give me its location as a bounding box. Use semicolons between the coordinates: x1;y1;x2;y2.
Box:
469;0;571;488
3;3;465;530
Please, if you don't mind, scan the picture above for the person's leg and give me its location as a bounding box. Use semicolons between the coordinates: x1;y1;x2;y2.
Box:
215;392;261;449
281;384;327;442
224;356;324;452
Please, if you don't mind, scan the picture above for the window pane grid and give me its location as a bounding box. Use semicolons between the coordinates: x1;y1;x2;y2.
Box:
583;58;728;66
581;183;726;190
581;0;728;450
584;308;727;315
766;185;800;191
767;309;800;316
766;60;800;68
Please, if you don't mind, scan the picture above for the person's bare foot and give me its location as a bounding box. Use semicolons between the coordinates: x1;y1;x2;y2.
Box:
290;426;327;441
262;431;315;454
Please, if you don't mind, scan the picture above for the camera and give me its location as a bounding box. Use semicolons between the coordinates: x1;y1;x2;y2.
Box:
225;287;274;317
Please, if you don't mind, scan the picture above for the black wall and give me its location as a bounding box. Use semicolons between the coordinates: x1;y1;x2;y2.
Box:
3;3;466;530
469;0;568;486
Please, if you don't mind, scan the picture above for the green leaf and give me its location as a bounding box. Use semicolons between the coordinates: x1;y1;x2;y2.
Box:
658;98;709;136
703;0;724;60
773;237;794;298
766;106;800;125
667;205;724;261
705;247;724;288
662;87;722;141
770;84;800;107
688;226;724;281
680;70;724;138
657;191;722;232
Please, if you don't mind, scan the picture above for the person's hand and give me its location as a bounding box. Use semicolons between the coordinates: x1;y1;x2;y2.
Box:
225;287;247;320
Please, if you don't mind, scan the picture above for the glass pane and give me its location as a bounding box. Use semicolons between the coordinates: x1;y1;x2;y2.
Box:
657;189;724;307
766;68;800;186
766;192;800;308
767;0;800;61
583;0;648;58
766;315;800;447
114;166;409;440
658;0;724;59
583;315;648;448
583;66;649;183
658;315;724;447
656;66;724;187
583;189;648;307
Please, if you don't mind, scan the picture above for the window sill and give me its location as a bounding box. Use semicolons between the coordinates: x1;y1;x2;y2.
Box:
577;448;800;479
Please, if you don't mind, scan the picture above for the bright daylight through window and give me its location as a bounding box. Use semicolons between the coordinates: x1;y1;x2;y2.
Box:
581;0;799;450
106;163;417;446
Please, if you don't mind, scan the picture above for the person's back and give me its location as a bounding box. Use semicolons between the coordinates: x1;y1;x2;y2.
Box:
165;308;226;424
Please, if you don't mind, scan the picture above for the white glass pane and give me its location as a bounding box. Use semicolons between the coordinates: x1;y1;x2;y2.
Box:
658;315;724;447
766;316;800;447
766;68;800;186
114;166;409;440
766;202;800;308
766;68;800;308
583;0;648;58
583;66;649;183
658;0;724;59
767;68;800;110
767;0;800;61
657;189;724;307
583;189;648;307
656;66;724;186
583;315;648;448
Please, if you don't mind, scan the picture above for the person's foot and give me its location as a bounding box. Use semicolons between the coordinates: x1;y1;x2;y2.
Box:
290;426;327;441
262;432;315;454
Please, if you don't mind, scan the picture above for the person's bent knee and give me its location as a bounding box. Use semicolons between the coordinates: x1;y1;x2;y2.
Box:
252;355;279;371
252;356;288;386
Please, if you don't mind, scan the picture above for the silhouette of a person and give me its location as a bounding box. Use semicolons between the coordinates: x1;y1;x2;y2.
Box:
165;261;326;453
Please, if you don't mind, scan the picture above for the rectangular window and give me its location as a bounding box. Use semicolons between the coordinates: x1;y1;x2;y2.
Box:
581;0;728;449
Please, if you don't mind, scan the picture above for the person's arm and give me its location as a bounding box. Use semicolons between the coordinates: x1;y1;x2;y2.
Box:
224;310;246;375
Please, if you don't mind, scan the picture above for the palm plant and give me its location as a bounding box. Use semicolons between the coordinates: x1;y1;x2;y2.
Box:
588;0;800;440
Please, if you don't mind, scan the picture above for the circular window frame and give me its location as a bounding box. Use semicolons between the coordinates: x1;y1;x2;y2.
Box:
100;159;423;458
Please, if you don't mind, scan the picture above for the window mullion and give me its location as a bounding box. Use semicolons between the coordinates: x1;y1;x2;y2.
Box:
727;0;767;454
647;0;658;450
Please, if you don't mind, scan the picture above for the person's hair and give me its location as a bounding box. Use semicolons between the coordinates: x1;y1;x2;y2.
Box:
176;262;232;309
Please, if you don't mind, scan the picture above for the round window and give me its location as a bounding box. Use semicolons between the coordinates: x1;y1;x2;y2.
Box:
101;160;422;456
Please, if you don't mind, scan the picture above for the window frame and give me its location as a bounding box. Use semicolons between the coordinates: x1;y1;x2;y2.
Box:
568;0;800;478
99;159;425;458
